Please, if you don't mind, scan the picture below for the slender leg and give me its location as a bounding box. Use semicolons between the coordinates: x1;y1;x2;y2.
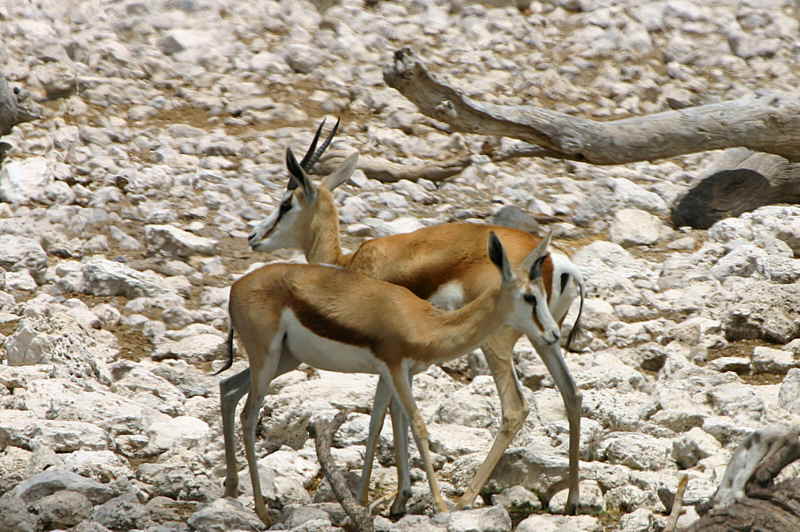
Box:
455;327;526;509
240;334;299;526
387;364;448;514
242;360;277;526
388;373;412;516
532;336;582;514
220;368;251;497
358;375;392;505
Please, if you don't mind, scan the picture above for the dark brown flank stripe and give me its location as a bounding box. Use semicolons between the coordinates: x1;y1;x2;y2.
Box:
290;295;375;348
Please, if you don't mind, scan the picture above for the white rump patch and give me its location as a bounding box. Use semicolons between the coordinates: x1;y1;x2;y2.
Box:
428;280;465;311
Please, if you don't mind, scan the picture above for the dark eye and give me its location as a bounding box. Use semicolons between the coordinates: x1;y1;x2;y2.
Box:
523;294;538;310
278;198;292;215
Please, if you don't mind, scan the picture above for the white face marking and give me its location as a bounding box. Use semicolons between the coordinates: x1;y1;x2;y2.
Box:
427;281;465;311
249;191;302;252
281;309;383;374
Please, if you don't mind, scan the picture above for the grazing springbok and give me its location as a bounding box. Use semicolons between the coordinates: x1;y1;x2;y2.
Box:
228;229;559;524
219;120;585;515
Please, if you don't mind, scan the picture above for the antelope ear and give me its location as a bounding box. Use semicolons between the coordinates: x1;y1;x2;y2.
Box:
321;152;359;191
286;147;316;202
521;229;553;274
488;232;514;283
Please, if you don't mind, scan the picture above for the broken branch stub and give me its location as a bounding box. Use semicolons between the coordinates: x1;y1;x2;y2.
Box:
684;427;800;532
0;77;38;137
671;148;800;229
311;411;375;532
383;47;800;164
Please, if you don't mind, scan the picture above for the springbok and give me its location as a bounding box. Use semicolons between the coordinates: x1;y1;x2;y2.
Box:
219;120;585;514
228;228;559;524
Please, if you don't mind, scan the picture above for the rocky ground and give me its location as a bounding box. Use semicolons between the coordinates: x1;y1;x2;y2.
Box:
1;0;799;531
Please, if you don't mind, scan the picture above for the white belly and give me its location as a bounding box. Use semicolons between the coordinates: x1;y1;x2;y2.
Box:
282;309;383;374
428;280;465;310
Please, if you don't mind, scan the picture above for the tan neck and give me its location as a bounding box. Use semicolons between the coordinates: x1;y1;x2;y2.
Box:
305;190;348;266
419;283;512;363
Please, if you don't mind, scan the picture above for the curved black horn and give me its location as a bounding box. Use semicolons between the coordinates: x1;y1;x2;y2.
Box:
303;117;340;171
300;118;327;170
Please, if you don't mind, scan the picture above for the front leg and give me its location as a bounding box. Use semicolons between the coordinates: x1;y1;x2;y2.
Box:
456;327;526;509
386;363;449;514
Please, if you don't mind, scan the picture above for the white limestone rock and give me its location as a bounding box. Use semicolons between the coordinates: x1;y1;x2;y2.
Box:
609;209;665;246
153;333;226;364
82;258;175;298
516;514;602;532
0;157;53;204
721;277;800;343
0;234;48;283
446;505;512;532
752;346;799;374
146;416;209;452
144;224;218;258
672;427;722;468
599;432;674;471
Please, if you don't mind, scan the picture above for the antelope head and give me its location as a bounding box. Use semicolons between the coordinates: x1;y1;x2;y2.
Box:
248;118;359;253
508;230;561;346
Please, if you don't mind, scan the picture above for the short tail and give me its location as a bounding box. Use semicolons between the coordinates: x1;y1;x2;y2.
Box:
565;277;584;352
213;328;235;375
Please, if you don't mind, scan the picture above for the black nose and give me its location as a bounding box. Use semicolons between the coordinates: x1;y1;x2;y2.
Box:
248;232;256;242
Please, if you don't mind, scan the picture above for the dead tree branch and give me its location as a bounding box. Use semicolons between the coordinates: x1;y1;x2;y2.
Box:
311;411;375;532
317;150;470;184
383;47;800;164
684;427;800;531
0;77;38;137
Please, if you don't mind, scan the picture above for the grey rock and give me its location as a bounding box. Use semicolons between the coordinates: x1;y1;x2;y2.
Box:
721;278;800;343
91;491;149;530
0;493;37;532
491;485;542;513
83;257;174;298
672;427;721;468
707;382;765;421
599;432;673;471
487;447;571;499
779;368;800;414
0;157;53;204
609;209;664;246
11;469;115;504
187;497;264;531
0;234;47;282
31;490;92;529
153;333;226;363
752;346;799;374
144;224;218;258
618;508;658;532
446;505;512;532
516;514;602;532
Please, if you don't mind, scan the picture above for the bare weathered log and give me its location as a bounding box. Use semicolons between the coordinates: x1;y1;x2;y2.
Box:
684;427;800;532
671;148;800;229
383;48;800;164
311;411;375;532
317;150;470;183
0;77;38;137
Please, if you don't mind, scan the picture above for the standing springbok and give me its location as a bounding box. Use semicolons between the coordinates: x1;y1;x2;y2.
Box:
219;120;584;514
229;230;559;525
